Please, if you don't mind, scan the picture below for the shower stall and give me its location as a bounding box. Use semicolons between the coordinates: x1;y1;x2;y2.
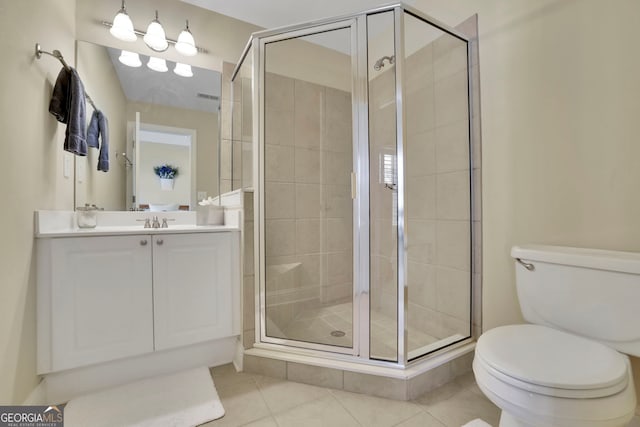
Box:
231;3;481;369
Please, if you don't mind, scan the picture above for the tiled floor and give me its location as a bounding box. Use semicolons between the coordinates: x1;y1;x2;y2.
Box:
202;364;501;427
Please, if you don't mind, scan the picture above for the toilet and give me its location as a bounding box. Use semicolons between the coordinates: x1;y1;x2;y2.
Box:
473;245;640;427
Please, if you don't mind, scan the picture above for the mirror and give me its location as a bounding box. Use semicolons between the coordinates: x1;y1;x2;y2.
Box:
75;40;221;211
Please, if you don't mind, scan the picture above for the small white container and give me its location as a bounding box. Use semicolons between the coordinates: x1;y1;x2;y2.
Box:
197;204;224;225
76;204;100;228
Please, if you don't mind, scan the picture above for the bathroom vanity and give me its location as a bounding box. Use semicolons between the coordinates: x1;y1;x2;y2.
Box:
35;210;241;377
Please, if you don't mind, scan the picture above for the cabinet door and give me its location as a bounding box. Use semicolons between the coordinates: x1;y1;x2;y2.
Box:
50;236;154;371
152;232;237;351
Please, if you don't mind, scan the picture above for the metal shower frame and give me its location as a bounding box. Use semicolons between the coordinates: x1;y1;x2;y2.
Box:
233;2;478;369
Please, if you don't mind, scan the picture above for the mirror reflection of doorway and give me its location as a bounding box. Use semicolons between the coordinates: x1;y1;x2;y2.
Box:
127;119;197;211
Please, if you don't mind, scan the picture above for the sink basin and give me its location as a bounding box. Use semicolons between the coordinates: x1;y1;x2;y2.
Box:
148;204;180;212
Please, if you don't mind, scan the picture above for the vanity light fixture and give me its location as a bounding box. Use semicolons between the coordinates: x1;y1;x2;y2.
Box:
147;56;168;72
118;50;142;67
143;10;169;52
105;3;204;56
175;20;197;57
173;63;193;77
109;0;136;42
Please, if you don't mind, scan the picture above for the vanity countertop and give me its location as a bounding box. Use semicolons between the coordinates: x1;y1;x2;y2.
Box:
35;210;240;238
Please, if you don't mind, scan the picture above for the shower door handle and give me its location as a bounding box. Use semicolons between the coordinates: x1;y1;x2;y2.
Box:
351;172;357;200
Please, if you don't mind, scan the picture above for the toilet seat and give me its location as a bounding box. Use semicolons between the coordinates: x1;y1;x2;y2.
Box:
475;325;629;398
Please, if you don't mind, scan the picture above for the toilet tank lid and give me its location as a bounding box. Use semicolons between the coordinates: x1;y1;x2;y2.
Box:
512;244;640;274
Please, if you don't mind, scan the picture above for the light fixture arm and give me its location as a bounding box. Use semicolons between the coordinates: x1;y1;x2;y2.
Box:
101;21;208;54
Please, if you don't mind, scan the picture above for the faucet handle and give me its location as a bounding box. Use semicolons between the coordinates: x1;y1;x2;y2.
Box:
137;218;152;228
161;218;175;228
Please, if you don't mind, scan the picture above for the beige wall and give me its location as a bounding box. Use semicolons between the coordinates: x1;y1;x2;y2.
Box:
75;41;128;210
138;141;191;207
413;0;640;401
0;0;76;404
264;36;352;92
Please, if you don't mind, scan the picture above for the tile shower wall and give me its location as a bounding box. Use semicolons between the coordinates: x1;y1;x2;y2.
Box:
220;62;238;195
264;72;353;337
222;61;257;349
404;28;473;348
368;24;475;355
243;191;255;349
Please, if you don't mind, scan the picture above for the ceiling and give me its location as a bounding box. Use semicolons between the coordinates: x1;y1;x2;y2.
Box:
181;0;419;30
106;47;221;113
180;0;465;57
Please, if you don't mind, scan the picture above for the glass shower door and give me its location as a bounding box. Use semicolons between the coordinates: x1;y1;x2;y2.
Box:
367;10;399;362
402;11;472;360
260;22;357;352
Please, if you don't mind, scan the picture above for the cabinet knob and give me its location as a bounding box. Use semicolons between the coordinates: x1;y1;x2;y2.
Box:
156;239;164;246
140;239;148;246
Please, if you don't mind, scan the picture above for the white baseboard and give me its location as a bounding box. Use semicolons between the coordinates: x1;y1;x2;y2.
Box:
36;336;237;404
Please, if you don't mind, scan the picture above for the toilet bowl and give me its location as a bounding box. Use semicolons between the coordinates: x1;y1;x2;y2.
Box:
473;245;640;427
474;325;636;427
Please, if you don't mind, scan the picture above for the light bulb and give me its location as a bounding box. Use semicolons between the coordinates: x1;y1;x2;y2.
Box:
118;50;142;67
143;10;168;52
175;20;197;56
173;63;193;77
147;56;168;72
110;1;136;42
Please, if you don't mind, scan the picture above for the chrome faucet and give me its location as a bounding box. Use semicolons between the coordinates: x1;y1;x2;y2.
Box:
138;216;170;229
137;218;152;228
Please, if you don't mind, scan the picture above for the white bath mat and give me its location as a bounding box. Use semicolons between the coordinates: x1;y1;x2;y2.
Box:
64;366;224;427
462;419;493;427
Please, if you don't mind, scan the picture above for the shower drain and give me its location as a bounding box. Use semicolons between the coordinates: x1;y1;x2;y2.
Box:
330;330;346;337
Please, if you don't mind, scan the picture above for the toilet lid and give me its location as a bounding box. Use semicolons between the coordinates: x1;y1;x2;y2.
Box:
476;325;628;393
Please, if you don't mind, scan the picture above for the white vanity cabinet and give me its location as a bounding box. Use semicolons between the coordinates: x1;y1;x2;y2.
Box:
37;230;240;374
39;235;154;373
152;232;235;351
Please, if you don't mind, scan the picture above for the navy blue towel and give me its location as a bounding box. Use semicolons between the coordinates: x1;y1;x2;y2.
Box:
87;110;109;172
49;67;87;156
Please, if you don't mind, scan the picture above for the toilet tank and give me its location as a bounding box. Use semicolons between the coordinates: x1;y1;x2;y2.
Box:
512;244;640;357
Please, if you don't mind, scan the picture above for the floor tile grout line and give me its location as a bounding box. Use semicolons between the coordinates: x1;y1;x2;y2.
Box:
328;387;427;427
264;390;363;427
388;407;444;427
326;389;366;427
254;376;336;419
